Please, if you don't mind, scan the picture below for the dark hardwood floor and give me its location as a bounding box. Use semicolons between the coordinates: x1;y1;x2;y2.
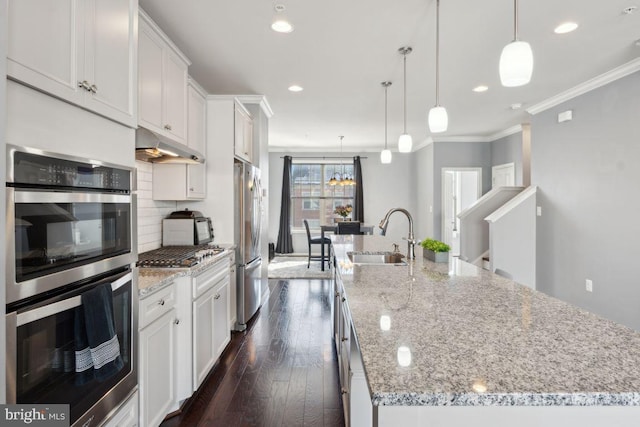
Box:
160;279;345;427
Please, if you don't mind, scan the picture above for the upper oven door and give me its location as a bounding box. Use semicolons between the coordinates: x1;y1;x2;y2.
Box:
6;188;135;304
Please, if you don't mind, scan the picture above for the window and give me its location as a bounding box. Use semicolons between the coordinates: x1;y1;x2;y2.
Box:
290;162;354;230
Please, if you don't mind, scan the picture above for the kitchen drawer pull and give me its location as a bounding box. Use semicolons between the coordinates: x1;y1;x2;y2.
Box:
335;291;340;298
164;124;172;131
78;80;91;91
341;337;348;342
341;297;346;302
341;388;348;395
214;293;221;300
90;84;98;93
158;299;165;306
174;319;180;325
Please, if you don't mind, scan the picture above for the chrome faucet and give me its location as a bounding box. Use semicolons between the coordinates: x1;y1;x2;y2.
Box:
379;208;416;259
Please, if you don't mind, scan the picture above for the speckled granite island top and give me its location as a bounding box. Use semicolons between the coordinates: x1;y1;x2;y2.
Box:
331;235;640;407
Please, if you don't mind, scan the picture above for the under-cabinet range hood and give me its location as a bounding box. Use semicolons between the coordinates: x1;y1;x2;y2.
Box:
135;128;205;164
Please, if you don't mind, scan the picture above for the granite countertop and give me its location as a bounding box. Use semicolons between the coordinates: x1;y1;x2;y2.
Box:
331;235;640;407
138;246;234;297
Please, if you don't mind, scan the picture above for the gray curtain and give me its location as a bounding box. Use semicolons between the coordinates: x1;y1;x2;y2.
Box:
275;156;294;253
353;156;364;223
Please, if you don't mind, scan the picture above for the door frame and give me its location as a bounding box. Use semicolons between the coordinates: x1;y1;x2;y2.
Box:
491;162;515;188
441;167;482;246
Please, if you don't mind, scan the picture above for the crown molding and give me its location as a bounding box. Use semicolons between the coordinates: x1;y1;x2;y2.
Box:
413;137;434;151
236;95;274;118
139;8;191;66
433;135;490;143
187;76;208;98
487;124;523;141
527;57;640;115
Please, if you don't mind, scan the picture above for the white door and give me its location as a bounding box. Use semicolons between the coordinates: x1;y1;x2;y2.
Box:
193;287;215;391
138;22;164;131
492;162;515;188
163;50;188;143
442;168;482;256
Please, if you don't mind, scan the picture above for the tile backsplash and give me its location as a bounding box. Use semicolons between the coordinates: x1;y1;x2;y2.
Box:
136;161;177;253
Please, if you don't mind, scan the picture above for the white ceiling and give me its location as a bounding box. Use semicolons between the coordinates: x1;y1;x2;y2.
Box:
139;0;640;152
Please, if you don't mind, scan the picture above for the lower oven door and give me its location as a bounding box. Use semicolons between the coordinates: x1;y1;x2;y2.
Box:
6;268;138;427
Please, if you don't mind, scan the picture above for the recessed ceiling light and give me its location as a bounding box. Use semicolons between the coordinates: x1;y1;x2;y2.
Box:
288;85;303;92
510;103;523;110
623;6;637;15
554;22;578;34
472;85;489;93
272;4;294;33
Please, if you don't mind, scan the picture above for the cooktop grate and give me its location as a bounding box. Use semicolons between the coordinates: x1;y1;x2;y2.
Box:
137;245;223;268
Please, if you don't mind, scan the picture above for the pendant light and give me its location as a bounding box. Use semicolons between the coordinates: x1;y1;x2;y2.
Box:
271;4;294;33
380;81;392;164
398;47;413;153
499;0;533;87
428;0;448;133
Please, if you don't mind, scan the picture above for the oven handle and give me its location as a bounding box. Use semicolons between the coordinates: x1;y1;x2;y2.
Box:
16;272;132;327
14;190;130;204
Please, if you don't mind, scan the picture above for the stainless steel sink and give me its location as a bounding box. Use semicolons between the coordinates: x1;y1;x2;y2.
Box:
347;251;407;265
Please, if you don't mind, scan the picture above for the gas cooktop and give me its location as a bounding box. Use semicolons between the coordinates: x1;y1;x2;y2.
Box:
137;245;224;268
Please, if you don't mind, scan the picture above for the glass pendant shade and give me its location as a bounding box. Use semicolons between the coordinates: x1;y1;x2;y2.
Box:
380;149;392;164
398;133;412;153
499;40;533;87
428;106;448;133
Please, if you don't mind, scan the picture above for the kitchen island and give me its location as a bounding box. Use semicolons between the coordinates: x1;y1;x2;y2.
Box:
331;235;640;427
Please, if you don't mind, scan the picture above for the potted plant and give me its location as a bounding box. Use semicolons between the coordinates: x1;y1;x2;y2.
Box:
334;204;353;222
420;238;450;263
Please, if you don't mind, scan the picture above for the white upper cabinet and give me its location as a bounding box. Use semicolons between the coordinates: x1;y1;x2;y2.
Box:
234;102;254;163
138;9;190;145
152;79;206;201
8;0;138;128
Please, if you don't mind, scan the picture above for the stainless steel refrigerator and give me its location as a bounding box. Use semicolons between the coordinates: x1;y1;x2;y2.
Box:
234;160;263;331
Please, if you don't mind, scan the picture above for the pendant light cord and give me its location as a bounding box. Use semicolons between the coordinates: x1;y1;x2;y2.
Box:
403;54;407;133
435;0;441;106
384;85;388;149
513;0;519;41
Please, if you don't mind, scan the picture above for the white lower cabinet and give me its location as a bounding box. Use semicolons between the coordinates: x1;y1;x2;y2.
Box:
139;283;177;427
103;390;139;427
191;257;231;391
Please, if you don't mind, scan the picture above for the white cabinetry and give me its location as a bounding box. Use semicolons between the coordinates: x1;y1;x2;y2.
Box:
234;102;254;163
152;79;207;200
7;0;138;127
191;257;230;391
139;283;177;427
138;9;189;144
102;391;139;427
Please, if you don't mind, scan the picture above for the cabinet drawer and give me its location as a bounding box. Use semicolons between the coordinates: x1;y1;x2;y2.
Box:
140;283;176;329
192;256;230;299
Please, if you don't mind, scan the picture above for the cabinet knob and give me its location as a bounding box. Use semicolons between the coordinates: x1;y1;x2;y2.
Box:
335;291;340;298
78;80;91;91
174;319;180;325
341;336;348;342
189;187;194;191
90;84;98;93
214;293;221;300
342;297;346;303
158;299;165;306
341;388;348;395
164;124;172;131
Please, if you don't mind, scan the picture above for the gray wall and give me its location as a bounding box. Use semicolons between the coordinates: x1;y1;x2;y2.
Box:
432;141;492;241
414;143;435;241
491;132;523;185
268;151;417;254
531;71;640;330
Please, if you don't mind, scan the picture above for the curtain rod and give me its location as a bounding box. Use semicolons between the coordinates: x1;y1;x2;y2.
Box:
279;156;368;159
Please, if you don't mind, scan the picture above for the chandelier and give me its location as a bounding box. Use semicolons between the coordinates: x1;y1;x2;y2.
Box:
327;136;355;186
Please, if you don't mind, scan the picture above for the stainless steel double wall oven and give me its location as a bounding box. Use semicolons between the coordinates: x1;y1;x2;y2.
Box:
5;145;138;427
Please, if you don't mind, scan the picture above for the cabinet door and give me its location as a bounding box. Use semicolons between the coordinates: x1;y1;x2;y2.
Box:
138;22;164;132
212;279;230;358
139;309;176;427
163;51;188;144
7;0;84;104
186;85;207;199
234;105;247;161
243;114;254;163
83;0;137;127
193;287;215;391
